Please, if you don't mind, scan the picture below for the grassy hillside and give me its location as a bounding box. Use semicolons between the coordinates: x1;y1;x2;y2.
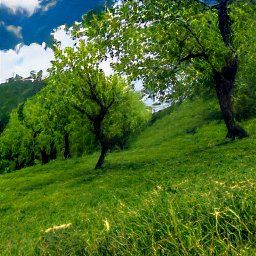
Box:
0;100;255;255
0;80;44;131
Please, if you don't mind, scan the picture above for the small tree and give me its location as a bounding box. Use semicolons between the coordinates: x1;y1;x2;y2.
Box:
49;42;150;169
0;109;34;171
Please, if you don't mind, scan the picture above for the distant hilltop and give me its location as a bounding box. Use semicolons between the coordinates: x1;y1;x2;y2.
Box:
3;70;44;84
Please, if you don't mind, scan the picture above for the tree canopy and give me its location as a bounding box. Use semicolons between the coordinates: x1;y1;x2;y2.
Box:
79;0;256;138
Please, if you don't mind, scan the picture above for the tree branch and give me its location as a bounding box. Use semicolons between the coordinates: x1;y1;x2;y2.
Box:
106;99;115;110
72;104;94;121
87;76;105;109
182;22;217;72
74;69;105;109
179;52;207;63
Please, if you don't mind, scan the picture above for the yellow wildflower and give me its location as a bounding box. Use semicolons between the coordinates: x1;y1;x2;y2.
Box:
104;219;110;231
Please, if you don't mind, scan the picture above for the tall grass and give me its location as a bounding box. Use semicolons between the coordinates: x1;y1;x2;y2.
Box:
37;176;256;255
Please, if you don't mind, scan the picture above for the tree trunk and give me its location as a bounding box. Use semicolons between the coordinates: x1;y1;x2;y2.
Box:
28;131;38;166
64;132;71;159
91;101;114;170
213;0;248;139
214;58;247;140
95;145;108;169
41;148;50;164
50;141;57;160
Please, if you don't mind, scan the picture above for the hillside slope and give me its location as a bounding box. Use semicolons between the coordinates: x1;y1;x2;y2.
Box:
0;100;255;255
0;80;44;131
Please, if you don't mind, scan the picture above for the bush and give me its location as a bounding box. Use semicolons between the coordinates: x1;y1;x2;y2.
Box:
235;86;256;120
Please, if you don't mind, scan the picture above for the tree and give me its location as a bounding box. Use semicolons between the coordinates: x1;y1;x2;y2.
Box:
81;0;256;139
49;42;150;169
0;109;34;171
232;1;256;119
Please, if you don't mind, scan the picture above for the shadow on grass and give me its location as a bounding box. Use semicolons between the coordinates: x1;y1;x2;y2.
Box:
18;179;56;192
188;139;237;156
67;169;105;188
104;160;155;173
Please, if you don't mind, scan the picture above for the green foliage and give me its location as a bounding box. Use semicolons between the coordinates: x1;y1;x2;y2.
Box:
0;88;89;172
0;110;34;173
234;85;256;120
0;100;255;255
0;41;150;172
79;0;256;113
0;79;44;131
232;1;256;119
80;0;221;98
49;41;151;167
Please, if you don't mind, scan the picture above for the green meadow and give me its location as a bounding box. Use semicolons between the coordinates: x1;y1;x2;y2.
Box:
0;100;255;255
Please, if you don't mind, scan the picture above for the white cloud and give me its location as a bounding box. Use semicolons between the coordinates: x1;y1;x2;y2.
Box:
0;0;41;15
52;26;76;49
99;60;114;76
0;26;77;83
0;43;54;83
41;0;57;12
5;25;23;39
0;26;118;84
0;21;23;39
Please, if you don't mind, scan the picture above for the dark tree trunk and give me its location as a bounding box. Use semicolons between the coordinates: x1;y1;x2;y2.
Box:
214;0;247;139
218;0;233;47
64;132;71;159
28;131;39;166
214;58;247;139
49;141;57;160
29;150;36;166
72;84;114;170
95;144;108;170
93;115;110;170
41;148;50;164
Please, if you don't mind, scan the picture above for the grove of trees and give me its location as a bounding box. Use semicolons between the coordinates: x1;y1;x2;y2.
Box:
0;42;150;172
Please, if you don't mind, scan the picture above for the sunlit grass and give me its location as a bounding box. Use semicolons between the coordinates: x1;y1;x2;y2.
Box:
0;99;255;255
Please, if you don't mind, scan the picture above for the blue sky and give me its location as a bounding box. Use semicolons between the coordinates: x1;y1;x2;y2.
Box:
0;0;107;50
199;0;219;6
0;0;108;82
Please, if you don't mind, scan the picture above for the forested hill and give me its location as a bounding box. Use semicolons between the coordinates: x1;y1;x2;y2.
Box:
0;80;44;131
